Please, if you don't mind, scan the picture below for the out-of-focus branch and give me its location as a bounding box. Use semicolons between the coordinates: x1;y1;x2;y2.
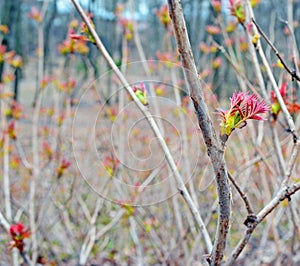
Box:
225;180;300;265
250;17;297;138
79;198;103;265
128;0;165;134
214;42;259;95
95;209;125;239
271;125;286;177
16;139;32;170
243;3;268;100
129;217;144;265
30;88;42;265
70;0;212;253
0;210;10;231
228;173;254;215
1;96;12;223
283;141;299;185
252;18;300;83
279;18;300;81
168;0;230;264
3;130;12;221
30;1;49;263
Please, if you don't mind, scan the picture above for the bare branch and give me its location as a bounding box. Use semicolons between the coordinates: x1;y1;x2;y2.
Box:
252;18;300;83
0;210;10;231
249;17;297;137
168;0;230;264
283;142;299;185
214;42;260;95
228;173;254;215
226;181;300;265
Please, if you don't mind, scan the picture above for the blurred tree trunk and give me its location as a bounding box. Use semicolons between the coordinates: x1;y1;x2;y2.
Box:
44;0;57;75
0;0;22;100
189;0;204;63
0;0;15;82
88;0;95;13
12;0;22;101
87;0;100;78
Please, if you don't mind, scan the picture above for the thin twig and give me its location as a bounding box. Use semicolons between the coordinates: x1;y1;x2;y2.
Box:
218;15;247;93
29;1;50;263
129;217;144;265
228;173;254;215
250;17;297;137
225;181;300;265
270;124;286;177
214;42;259;95
15;139;32;170
252;18;300;83
283;140;299;185
20;252;30;265
95;209;125;239
30;91;42;265
77;195;92;222
243;4;268;100
79;198;103;265
128;0;166;135
279;17;300;95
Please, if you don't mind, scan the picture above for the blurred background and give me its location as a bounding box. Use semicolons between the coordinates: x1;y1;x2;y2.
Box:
1;0;299;101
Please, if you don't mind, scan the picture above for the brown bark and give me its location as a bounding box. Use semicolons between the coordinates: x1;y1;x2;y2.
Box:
167;0;231;265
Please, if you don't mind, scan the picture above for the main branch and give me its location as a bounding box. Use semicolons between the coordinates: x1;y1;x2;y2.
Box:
168;0;231;265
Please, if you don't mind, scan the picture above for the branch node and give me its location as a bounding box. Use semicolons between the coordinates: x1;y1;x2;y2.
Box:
293;133;298;144
205;254;212;265
243;214;257;228
291;69;297;82
285;188;292;202
178;188;184;196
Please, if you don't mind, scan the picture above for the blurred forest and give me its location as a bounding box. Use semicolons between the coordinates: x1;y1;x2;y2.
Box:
1;0;300;100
